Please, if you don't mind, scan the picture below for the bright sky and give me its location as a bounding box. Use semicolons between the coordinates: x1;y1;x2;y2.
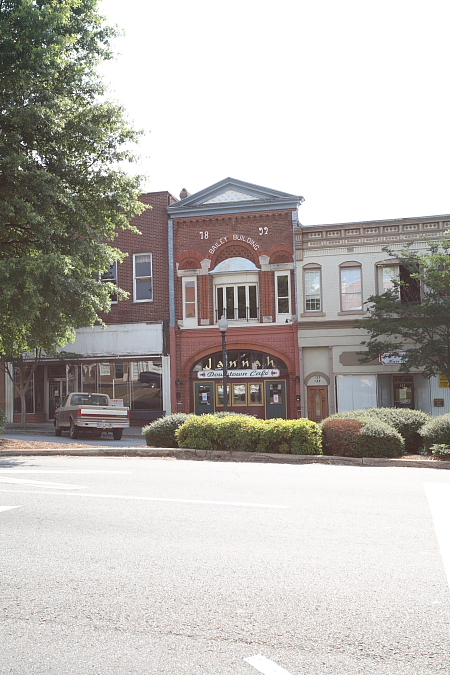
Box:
99;0;449;226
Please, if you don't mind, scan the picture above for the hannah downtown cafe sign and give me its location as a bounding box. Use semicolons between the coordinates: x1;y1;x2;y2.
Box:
197;369;280;379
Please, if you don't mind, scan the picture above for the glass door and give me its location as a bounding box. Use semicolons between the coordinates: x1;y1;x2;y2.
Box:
48;379;67;419
194;382;215;415
393;376;414;409
266;381;287;419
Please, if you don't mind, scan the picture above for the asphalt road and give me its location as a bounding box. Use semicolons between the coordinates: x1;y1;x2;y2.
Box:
1;455;450;675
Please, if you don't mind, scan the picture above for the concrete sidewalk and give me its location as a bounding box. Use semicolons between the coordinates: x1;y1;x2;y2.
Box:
4;422;145;439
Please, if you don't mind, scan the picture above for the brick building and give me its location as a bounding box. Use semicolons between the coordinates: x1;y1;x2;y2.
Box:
167;178;304;418
2;191;176;424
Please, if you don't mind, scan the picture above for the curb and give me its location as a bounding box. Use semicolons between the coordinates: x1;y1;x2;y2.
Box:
1;447;449;469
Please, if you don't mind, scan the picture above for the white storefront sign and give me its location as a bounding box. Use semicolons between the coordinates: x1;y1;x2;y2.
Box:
197;368;280;379
379;351;407;365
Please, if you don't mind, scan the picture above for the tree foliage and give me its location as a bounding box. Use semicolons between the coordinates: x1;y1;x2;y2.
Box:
0;0;146;421
358;239;450;383
0;0;144;422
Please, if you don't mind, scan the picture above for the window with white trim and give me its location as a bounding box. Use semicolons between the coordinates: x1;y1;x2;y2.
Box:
303;266;322;312
377;262;421;303
275;271;291;320
340;263;362;311
216;283;258;322
133;253;152;302
183;277;197;326
101;261;118;303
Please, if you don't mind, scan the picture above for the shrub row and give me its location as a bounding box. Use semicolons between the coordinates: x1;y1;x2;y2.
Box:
176;415;323;454
142;412;250;448
0;407;6;435
420;413;450;450
143;406;437;459
326;407;430;452
321;417;404;458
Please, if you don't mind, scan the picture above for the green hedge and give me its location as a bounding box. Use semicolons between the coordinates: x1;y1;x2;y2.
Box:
255;418;322;455
419;413;450;450
0;407;6;435
143;412;251;448
143;413;193;448
176;415;322;455
325;407;430;452
321;417;404;458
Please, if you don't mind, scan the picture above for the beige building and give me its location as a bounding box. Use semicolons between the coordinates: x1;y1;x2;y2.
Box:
296;214;450;422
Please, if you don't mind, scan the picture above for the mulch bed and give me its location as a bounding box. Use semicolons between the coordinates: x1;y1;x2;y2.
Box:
0;438;99;450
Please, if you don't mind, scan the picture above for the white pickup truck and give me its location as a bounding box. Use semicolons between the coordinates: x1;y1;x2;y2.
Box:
54;392;130;440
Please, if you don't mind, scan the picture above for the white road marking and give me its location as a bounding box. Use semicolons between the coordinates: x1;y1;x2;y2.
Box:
0;489;288;508
0;478;84;490
424;482;450;590
245;654;293;675
0;470;132;474
0;505;21;513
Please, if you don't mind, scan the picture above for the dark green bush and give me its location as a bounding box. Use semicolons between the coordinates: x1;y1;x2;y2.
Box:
0;407;6;435
255;418;322;455
322;417;404;458
176;415;322;454
176;414;261;451
143;413;192;448
419;414;450;450
326;407;430;452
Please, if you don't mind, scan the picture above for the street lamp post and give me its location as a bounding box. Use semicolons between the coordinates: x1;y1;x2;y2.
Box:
218;314;228;411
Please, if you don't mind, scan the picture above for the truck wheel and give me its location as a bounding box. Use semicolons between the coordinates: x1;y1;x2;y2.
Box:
54;422;62;436
70;420;79;439
113;429;123;441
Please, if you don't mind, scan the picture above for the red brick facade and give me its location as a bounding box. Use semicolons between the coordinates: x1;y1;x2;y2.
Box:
100;191;175;325
169;179;303;419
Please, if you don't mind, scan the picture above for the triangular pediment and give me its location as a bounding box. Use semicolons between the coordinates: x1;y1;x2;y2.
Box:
167;177;303;218
203;189;258;204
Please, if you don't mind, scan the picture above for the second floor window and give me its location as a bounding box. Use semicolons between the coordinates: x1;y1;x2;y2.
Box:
340;264;362;311
276;273;291;317
134;253;152;302
216;283;258;321
378;263;421;303
304;268;321;311
183;277;197;325
101;262;118;303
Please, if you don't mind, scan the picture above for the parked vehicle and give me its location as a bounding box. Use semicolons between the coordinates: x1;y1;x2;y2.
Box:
54;392;130;440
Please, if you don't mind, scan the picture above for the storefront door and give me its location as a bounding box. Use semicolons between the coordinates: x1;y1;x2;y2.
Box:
393;375;414;409
266;381;287;419
48;379;67;419
307;386;329;423
194;382;215;415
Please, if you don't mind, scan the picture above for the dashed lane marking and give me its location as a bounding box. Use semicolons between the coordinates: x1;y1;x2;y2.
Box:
0;478;84;490
0;506;21;513
245;654;293;675
0;489;288;508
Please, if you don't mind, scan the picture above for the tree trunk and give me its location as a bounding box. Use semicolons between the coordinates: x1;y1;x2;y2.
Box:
20;389;27;428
